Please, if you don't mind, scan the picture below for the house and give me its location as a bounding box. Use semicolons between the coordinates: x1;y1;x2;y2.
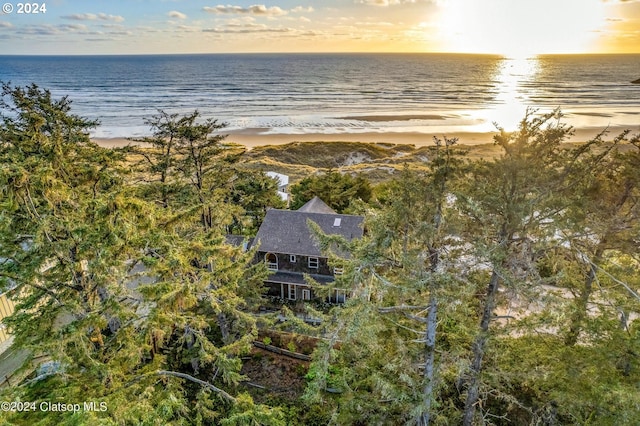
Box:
265;171;290;203
252;197;364;303
0;291;16;348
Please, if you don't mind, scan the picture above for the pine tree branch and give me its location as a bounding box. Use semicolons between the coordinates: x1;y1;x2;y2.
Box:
404;313;429;324
135;370;237;403
161;370;233;397
378;305;429;314
587;256;640;302
380;316;425;335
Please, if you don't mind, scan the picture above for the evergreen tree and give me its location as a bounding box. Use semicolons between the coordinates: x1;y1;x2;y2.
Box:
0;85;283;424
289;171;372;213
559;132;640;346
129;110;184;209
456;111;577;424
131;110;283;234
305;138;468;424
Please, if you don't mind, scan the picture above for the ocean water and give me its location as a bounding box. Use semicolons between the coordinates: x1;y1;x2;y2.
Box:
0;53;639;138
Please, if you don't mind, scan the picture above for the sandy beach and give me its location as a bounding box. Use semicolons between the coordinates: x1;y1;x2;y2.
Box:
92;125;635;150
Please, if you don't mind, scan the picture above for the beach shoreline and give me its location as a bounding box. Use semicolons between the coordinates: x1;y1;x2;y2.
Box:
92;125;636;150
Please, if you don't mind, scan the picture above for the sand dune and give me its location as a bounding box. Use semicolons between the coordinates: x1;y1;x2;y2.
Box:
92;125;635;150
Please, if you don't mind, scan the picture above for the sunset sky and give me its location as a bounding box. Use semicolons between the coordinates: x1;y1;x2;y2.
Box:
0;0;639;55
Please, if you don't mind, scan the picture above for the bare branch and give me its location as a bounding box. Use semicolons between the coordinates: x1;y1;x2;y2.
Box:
378;305;429;314
155;370;236;402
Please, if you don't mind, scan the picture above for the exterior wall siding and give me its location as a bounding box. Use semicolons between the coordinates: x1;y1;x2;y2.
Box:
257;251;347;303
258;251;332;276
0;293;16;345
264;282;316;301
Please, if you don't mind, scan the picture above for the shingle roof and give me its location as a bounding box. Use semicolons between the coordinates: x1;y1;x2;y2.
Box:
225;235;254;250
253;205;363;257
297;196;336;214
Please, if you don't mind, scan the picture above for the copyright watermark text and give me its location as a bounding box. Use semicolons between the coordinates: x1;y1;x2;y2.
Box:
2;3;47;14
0;400;107;413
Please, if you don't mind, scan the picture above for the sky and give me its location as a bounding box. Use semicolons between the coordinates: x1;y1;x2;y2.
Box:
0;0;639;55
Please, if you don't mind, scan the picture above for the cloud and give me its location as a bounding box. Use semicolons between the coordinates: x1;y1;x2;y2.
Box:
203;5;288;16
136;26;162;34
175;25;200;32
355;0;427;5
61;24;89;31
105;30;133;36
168;10;187;19
16;23;89;36
0;21;13;28
203;23;294;33
62;13;125;22
355;21;395;27
357;0;398;4
291;6;314;13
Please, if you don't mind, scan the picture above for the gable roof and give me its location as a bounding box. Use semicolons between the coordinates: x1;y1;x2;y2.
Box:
298;196;336;214
253;206;363;257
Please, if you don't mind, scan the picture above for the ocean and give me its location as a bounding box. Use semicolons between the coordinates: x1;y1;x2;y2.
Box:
0;53;639;139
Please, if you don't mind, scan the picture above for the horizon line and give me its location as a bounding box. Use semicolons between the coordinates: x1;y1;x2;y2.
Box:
2;51;640;58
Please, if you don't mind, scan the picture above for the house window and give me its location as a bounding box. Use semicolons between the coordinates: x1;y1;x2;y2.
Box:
308;257;319;269
302;289;311;300
335;289;347;303
265;253;278;271
288;285;296;300
333;267;344;275
290;254;296;263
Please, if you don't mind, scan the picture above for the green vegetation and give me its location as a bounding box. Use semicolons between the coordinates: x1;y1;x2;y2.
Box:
241;140;476;183
302;112;640;425
289;171;372;213
1;86;639;425
0;84;284;425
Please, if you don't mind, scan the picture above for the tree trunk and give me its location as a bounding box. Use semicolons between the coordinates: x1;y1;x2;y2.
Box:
217;312;231;344
564;246;604;346
418;152;447;426
419;292;438;426
462;269;501;426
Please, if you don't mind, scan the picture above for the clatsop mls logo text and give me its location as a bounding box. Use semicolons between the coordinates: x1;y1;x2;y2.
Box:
39;401;108;413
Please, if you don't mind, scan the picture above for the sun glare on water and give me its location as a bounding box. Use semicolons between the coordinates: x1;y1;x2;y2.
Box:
487;57;541;131
436;0;605;57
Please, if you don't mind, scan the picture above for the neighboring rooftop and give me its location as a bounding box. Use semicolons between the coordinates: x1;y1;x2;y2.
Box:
297;196;336;214
225;235;254;250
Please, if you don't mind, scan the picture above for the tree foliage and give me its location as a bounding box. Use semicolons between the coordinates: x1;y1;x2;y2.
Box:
289;170;372;213
304;138;472;425
130;110;284;234
0;84;283;425
2;85;640;425
304;112;640;425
